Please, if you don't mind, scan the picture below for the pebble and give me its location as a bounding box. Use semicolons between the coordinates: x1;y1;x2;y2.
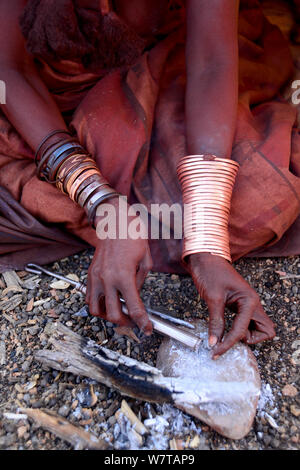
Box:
108;416;117;427
263;435;272;446
290;405;300;417
282;384;298;397
28;327;39;336
21;361;31;372
23;393;31;403
17;426;28;439
271;438;280;449
0;433;16;448
58;405;70;417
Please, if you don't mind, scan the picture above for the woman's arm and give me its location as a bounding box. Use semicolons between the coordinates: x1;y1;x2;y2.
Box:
0;0;68;150
184;0;276;357
185;0;239;158
0;0;153;335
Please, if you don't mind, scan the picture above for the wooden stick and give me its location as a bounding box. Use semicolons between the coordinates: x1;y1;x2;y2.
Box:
120;400;149;435
20;408;108;450
34;322;175;404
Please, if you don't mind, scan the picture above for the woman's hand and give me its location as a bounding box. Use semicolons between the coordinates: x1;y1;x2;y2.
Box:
86;197;153;335
188;253;276;358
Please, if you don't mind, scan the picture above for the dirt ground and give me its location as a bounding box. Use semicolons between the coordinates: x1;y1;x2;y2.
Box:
0;250;299;450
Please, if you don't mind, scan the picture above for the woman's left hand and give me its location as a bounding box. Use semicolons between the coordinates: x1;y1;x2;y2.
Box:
187;253;276;359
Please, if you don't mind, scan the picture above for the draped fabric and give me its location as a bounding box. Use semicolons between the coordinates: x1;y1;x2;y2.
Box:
0;0;299;273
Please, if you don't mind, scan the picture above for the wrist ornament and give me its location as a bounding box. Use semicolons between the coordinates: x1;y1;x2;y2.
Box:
177;154;239;263
35;130;120;226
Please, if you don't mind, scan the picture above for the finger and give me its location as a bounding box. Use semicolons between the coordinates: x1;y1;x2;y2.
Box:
88;280;105;318
104;286;134;328
136;264;148;290
206;297;225;347
245;308;276;344
244;329;273;344
212;296;254;358
121;277;153;335
252;307;276;332
136;248;153;289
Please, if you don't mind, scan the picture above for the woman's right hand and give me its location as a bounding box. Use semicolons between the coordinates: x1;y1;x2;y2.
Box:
187;253;276;358
86;197;153;335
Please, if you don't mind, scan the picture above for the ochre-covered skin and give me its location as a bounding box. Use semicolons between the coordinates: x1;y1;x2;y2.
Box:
2;0;297;356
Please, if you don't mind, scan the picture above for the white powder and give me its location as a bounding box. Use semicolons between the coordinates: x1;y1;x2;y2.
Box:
257;382;275;417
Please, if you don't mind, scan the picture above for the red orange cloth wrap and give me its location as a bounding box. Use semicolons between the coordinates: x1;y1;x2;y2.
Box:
0;1;300;273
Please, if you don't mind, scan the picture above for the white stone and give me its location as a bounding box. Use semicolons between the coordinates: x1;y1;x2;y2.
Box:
156;320;261;440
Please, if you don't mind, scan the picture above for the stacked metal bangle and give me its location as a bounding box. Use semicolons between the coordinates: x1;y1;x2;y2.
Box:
177;154;239;263
56;152;119;225
35;132;119;226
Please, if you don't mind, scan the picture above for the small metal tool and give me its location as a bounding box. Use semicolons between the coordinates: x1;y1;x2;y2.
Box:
25;263;201;351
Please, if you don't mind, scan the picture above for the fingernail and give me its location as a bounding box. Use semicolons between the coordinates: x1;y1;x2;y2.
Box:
209;335;218;347
141;326;152;336
213;355;220;360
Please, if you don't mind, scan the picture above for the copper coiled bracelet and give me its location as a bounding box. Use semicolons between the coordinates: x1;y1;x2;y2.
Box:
177;154;239;263
34;132;120;226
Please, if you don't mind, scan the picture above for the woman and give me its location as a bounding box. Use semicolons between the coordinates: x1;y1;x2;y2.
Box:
1;0;298;358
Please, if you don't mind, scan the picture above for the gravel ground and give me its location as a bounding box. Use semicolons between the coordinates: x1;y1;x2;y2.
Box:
0;250;299;450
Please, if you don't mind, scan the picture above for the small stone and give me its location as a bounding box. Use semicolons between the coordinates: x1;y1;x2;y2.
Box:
270;351;278;361
76;384;97;407
32;401;43;409
28;326;39;336
17;426;28;439
58;405;70;417
277;426;285;434
21;361;31;372
282;384;298;397
26;298;34;312
263;435;272;446
290;405;300;417
108;416;116;427
271;438;280;449
71;400;79;410
0;433;16;448
189;435;200;448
